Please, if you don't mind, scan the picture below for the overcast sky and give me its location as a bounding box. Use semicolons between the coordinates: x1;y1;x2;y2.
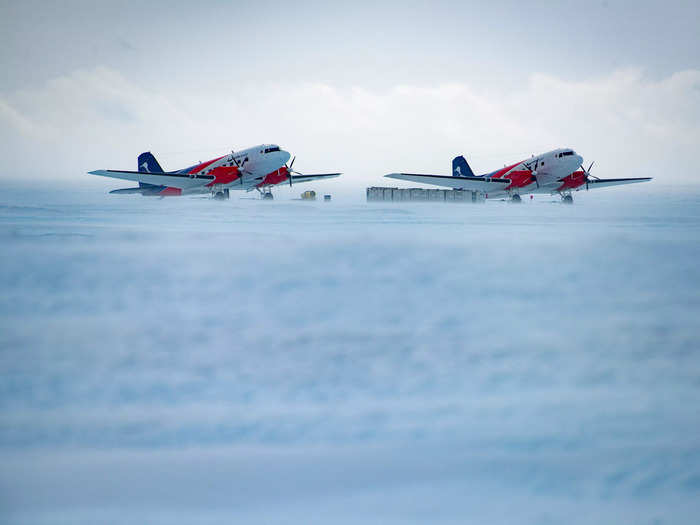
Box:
1;0;699;189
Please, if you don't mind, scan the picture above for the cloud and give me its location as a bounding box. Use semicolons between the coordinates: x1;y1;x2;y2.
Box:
1;67;699;185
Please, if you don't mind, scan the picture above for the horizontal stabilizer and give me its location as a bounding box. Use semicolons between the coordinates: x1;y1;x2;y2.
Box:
110;186;165;195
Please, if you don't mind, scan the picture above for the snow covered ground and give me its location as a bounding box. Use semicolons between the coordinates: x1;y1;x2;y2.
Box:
1;184;699;524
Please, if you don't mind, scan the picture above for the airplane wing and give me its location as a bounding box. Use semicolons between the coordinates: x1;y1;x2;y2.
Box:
89;169;214;189
583;177;652;189
288;172;342;184
385;173;509;192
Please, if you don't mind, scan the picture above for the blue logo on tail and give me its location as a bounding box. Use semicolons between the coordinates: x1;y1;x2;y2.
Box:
452;155;475;177
137;152;164;173
137;151;165;189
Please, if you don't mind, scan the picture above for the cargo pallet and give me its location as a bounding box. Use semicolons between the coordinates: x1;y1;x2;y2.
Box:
366;187;484;203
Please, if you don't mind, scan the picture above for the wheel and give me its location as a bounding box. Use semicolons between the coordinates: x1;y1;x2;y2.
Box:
562;195;573;204
262;192;274;200
214;191;226;200
511;194;521;203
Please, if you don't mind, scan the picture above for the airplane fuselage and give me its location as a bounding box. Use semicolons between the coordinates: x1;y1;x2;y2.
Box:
478;148;584;197
172;144;292;195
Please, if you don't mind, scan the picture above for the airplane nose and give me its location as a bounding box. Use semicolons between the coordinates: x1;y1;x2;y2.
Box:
576;155;583;167
281;150;291;164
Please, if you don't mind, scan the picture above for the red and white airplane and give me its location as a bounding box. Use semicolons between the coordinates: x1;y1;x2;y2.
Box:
89;145;341;199
386;148;651;203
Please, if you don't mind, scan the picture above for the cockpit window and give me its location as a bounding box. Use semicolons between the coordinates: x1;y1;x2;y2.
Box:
562;151;575;156
264;146;280;154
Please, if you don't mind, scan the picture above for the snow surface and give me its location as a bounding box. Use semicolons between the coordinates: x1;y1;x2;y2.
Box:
1;185;699;524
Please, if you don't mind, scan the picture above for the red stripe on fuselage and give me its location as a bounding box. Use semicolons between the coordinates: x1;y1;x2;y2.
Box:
188;156;226;174
205;166;241;187
159;187;182;196
556;171;586;191
490;161;524;179
257;166;289;187
504;169;533;190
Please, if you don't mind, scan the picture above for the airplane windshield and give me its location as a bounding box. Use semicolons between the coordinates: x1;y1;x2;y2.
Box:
562;151;575;156
264;146;280;154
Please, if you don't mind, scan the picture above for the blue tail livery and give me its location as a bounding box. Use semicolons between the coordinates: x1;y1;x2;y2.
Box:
452;155;475;177
137;152;164;174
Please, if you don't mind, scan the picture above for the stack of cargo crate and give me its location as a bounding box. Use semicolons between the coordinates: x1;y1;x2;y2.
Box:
366;187;483;203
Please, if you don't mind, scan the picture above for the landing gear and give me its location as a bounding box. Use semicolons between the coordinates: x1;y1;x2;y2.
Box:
511;194;521;203
212;188;230;200
256;186;274;200
562;194;573;204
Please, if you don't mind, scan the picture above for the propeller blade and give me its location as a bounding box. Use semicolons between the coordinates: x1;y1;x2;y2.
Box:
288;156;296;170
529;159;538;175
581;161;599;180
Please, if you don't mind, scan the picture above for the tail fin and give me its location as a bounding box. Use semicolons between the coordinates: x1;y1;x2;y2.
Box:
137;152;164;173
452;155;475;177
137;152;164;188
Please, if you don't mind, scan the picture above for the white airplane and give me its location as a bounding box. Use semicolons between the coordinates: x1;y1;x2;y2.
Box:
386;148;651;203
89;145;341;200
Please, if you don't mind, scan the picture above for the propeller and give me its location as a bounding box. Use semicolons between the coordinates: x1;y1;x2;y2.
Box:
581;161;597;190
229;151;249;185
286;156;300;187
526;158;540;188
